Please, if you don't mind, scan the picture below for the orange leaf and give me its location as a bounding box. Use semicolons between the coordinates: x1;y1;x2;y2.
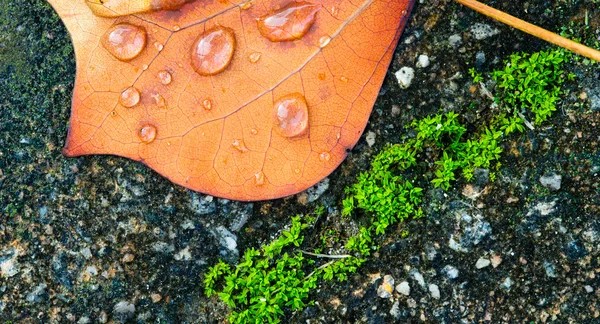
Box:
47;0;414;201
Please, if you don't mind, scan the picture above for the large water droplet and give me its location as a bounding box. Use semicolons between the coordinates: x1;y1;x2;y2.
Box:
273;93;309;138
190;26;236;76
158;70;172;85
331;5;339;17
202;98;213;110
232;139;249;152
254;171;265;185
120;87;141;108
319;152;331;162
154;41;164;51
102;24;147;61
240;0;254;10
248;52;262;63
257;2;320;42
139;124;157;143
151;93;167;109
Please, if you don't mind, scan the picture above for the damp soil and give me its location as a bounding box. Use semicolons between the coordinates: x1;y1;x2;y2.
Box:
1;0;600;323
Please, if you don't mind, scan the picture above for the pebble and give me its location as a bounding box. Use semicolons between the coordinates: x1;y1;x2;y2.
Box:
396;281;410;296
0;249;20;278
428;284;440;299
475;257;491;269
377;275;395;298
584;285;594;293
299;178;330;204
151;293;162;303
189;193;216;215
449;211;492;252
544;261;557;278
390;301;401;318
174;246;192;261
490;254;502;268
448;34;462;47
407;298;417;308
113;301;136;321
501;277;512;290
365;131;377;147
475;51;486;68
26;283;47;303
152;242;175;254
395;67;415;89
416;54;430;68
409;270;426;288
442;265;459;279
469;23;500;40
122;253;135;263
80;247;92;260
539;173;562;191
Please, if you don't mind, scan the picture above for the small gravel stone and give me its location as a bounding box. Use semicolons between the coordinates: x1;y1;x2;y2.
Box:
442;265;459;279
501;277;512;290
584;285;594;293
151;293;162;303
469;23;500;40
396;281;410;296
189;193;216;215
26;283;47;303
416;54;430;68
113;301;135;322
475;257;491;269
490;254;502;268
448;34;462;47
428;284;440;299
539;173;562;191
407;298;417;308
80;247;92;260
122;253;135;263
409;270;426;288
365;131;377;147
390;301;401;318
395;67;415;89
377;275;395;298
544;261;557;278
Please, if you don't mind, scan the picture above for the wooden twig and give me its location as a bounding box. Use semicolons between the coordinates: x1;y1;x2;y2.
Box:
455;0;600;62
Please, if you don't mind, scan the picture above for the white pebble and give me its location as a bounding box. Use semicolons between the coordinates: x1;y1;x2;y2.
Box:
416;54;430;68
395;67;415;89
475;257;491;269
428;284;440;299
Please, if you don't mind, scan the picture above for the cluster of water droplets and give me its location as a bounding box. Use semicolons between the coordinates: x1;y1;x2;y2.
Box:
99;0;339;185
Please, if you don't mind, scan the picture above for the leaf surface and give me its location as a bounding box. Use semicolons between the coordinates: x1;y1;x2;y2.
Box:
47;0;414;200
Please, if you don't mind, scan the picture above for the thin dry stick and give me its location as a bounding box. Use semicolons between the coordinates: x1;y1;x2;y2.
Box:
455;0;600;62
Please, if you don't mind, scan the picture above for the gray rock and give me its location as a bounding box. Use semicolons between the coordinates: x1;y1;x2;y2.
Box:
425;242;438;261
396;281;410;296
0;248;20;278
539;173;562;191
80;247;92;260
152;242;175;255
475;257;491;269
469;23;500;40
449;210;492;253
544;261;557;278
428;284;440;299
303;178;330;203
26;284;47;303
189;193;216;215
442;265;459;279
584;285;594;293
377;275;395;298
448;34;462;47
501;277;512;290
409;270;426;288
390;301;401;319
475;51;486;67
113;301;135;322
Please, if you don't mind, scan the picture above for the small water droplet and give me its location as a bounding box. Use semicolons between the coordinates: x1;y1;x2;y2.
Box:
248;52;262;63
273;93;309;138
240;0;254;10
202;98;213;110
139;124;157;143
257;2;321;42
173;25;181;31
401;10;407;16
250;128;258;135
318;35;331;48
294;168;301;174
340;76;348;83
158;70;172;85
110;110;117;117
331;5;339;17
151;93;167;109
101;24;147;61
254;171;265;185
142;64;149;70
191;26;236;76
336;133;341;139
178;62;184;68
154;41;164;51
232;139;249;152
120;87;141;108
319;152;331;162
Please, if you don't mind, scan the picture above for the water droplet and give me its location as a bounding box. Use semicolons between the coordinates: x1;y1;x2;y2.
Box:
319;152;331;162
318;72;326;80
232;139;249;152
294;168;301;174
273;93;309;138
154;41;164;51
318;35;331;48
173;25;181;31
250;128;258;135
202;98;213;110
190;26;236;76
401;10;407;16
120;87;141;108
336;133;341;139
142;64;149;71
340;76;348;82
331;5;339;17
101;24;147;61
151;93;167;109
248;52;262;63
254;171;265;185
139;124;157;143
110;110;117;117
158;70;172;85
257;2;320;42
240;0;254;10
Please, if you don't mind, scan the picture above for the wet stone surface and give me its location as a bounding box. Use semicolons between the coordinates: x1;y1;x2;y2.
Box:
2;0;600;323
